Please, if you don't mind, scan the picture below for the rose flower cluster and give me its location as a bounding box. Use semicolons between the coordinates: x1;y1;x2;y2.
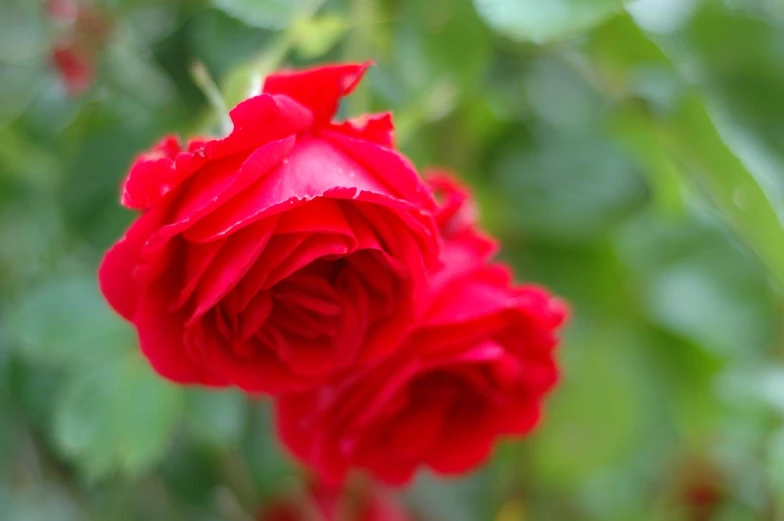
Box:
99;62;567;487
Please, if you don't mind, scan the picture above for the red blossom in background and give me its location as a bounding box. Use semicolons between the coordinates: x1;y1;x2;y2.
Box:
47;0;111;96
51;44;94;96
258;480;411;521
276;170;567;485
99;63;441;394
678;462;725;521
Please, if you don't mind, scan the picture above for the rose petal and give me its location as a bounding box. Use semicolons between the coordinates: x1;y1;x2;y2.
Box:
430;229;497;289
175;136;295;241
263;234;352;289
327;112;395;148
121;136;205;211
206;336;305;393
132;136;294;283
384;386;453;459
134;285;226;385
187;219;277;324
99;202;169;320
425;266;518;326
322;130;436;212
184;137;395;241
169;237;227;311
425;170;482;236
263;62;371;126
498;402;543;437
426;429;495;476
274;198;354;237
207;94;313;159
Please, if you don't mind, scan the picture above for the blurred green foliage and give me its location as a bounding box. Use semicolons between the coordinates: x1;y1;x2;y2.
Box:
2;0;784;519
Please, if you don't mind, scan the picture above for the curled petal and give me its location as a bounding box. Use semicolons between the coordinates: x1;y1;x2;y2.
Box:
206;94;313;159
132;136;295;283
323;131;437;213
425;169;481;237
121;136;206;210
183;137;404;242
187;219;277;324
99;202;169;320
120;93;309;212
263;62;372;127
328;112;395;148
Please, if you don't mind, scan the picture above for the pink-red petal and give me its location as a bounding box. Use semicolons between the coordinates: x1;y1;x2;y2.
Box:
327;112;395;148
322;131;437;212
98;203;169;320
134;286;226;386
263;62;371;127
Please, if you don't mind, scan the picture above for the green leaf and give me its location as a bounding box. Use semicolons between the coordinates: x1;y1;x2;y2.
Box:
674;7;784;181
0;3;48;125
406;473;487;521
189;9;275;95
529;326;645;488
767;426;784;505
215;5;330;108
626;0;697;34
0;63;46;126
643;254;774;357
401;0;492;91
1;483;84;521
184;388;246;446
5;275;134;370
523;58;604;131
0;1;48;64
212;0;314;29
104;34;175;108
587;15;784;287
53;352;184;480
474;0;627;44
9;362;64;433
0;126;62;189
660;97;784;286
293;15;346;59
615;215;780;359
241;402;296;499
490;132;647;242
720;365;784;415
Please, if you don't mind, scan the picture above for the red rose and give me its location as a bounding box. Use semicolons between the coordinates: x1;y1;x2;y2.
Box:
276;171;567;485
258;480;411;521
99;63;440;393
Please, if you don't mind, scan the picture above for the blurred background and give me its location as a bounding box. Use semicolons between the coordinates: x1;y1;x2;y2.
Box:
2;0;784;519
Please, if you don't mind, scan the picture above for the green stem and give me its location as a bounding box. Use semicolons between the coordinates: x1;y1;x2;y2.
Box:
217;446;259;512
191;61;233;136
